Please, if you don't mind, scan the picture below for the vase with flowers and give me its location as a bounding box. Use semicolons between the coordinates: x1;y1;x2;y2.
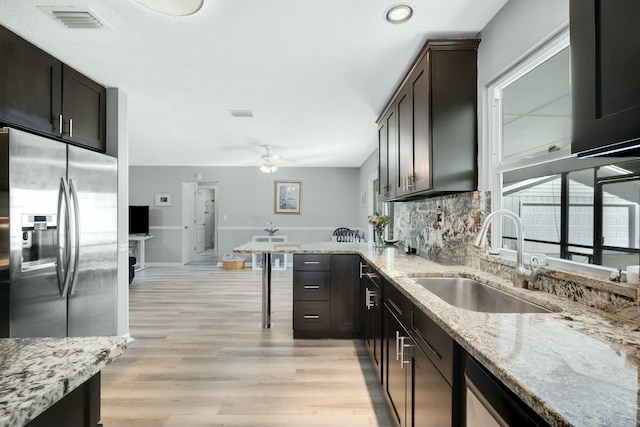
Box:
265;220;279;236
368;213;390;246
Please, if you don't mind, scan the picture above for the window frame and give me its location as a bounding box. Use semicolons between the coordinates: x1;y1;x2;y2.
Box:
485;28;571;254
483;27;639;275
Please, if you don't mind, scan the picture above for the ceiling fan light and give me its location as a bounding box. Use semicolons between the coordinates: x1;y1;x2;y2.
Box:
386;5;413;24
260;163;279;173
259;145;280;173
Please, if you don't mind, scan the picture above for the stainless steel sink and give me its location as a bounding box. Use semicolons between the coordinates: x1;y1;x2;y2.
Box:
411;277;551;313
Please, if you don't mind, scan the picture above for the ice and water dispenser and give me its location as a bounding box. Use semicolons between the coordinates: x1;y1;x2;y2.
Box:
21;214;57;271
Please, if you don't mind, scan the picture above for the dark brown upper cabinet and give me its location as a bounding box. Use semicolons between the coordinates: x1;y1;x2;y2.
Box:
377;39;479;201
378;107;397;200
570;0;640;157
0;25;107;152
0;26;62;136
61;65;106;152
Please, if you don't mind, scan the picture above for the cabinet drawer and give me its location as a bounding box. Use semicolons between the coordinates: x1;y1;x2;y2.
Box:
293;301;331;331
293;272;331;301
384;281;409;324
411;306;454;385
293;254;331;271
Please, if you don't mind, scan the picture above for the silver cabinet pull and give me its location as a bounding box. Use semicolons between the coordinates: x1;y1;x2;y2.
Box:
400;337;412;370
304;261;320;264
396;330;401;360
304;285;320;289
359;262;367;278
58;114;63;136
365;288;375;310
69;118;73;138
303;315;320;319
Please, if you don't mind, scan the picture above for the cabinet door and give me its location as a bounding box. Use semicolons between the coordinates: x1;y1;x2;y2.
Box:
385;307;409;427
570;0;640;157
330;254;360;337
0;25;62;136
411;346;452;427
373;285;383;382
396;88;413;197
62;65;106;152
411;55;432;193
378;108;397;200
430;47;478;192
378;121;389;199
362;277;382;382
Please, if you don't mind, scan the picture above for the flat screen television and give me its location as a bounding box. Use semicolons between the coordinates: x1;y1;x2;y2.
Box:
129;206;149;235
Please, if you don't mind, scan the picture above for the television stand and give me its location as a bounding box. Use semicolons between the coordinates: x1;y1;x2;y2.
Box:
129;234;155;270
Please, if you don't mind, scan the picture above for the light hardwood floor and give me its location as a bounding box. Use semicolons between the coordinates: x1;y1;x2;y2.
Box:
101;265;395;427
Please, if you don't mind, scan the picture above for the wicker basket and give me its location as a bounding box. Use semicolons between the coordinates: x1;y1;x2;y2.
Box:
222;260;245;270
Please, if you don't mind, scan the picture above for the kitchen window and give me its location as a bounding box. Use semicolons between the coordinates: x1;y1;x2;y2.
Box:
486;28;640;271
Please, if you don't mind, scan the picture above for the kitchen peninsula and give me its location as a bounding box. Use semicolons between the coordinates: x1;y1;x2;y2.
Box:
0;336;126;427
234;241;640;426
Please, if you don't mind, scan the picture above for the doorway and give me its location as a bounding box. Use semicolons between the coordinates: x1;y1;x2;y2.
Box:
193;182;219;265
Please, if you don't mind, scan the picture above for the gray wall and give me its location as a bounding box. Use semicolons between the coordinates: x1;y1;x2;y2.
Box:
358;150;378;239
129;166;362;264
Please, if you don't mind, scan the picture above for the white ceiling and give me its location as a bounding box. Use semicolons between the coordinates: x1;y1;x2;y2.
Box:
0;0;508;167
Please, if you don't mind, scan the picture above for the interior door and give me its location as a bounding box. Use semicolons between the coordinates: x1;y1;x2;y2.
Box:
196;190;205;253
181;182;197;264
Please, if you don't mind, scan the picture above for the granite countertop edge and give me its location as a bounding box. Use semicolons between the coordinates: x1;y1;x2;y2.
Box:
235;241;640;427
0;336;127;427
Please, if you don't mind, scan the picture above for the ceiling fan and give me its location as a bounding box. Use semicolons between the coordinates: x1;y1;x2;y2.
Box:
260;145;280;173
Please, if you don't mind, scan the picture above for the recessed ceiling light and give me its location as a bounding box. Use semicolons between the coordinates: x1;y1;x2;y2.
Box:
134;0;203;17
385;5;413;24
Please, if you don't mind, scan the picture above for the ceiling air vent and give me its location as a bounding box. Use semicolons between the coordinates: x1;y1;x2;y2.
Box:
228;110;254;118
39;7;108;29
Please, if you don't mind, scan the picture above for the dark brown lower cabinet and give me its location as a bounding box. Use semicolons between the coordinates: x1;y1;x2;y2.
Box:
330;254;360;336
385;305;410;427
361;262;383;383
26;373;101;427
384;278;456;427
379;280;549;427
412;345;452;427
293;254;360;338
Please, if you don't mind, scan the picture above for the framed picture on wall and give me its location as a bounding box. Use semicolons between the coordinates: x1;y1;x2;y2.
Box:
274;181;302;214
155;192;173;207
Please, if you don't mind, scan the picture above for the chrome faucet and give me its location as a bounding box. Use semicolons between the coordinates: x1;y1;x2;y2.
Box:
473;209;538;288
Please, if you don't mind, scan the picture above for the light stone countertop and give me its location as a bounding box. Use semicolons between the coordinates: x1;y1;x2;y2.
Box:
235;241;640;427
0;336;127;427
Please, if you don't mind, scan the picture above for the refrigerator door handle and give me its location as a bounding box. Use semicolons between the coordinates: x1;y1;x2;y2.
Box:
68;178;81;296
56;178;72;297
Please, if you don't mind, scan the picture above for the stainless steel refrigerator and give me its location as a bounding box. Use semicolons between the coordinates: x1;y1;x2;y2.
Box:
0;127;117;337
